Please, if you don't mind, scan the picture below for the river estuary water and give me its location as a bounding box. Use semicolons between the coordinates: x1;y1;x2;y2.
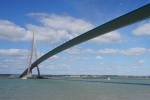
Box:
0;78;150;100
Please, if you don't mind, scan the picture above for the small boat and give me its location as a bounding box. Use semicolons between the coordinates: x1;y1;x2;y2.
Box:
22;76;27;79
107;77;110;80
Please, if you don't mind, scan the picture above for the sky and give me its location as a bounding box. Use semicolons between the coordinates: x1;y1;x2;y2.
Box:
0;0;150;76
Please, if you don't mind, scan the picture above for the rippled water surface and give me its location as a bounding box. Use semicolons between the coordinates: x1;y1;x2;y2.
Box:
0;78;150;100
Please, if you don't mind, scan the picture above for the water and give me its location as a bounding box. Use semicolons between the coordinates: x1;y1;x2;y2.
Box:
0;78;150;100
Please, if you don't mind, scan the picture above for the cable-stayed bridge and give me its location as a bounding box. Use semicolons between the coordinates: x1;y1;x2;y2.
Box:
20;3;150;78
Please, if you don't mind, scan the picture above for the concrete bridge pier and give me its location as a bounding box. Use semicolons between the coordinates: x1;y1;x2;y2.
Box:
36;66;41;78
26;67;32;78
20;66;41;78
26;66;41;78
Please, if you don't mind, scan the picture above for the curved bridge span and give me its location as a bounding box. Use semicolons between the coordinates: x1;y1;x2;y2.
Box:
20;4;150;78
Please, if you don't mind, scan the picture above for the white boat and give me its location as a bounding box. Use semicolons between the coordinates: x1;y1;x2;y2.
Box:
107;77;110;80
22;76;27;79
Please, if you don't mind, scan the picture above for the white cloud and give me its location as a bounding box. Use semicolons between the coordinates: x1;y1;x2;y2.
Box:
82;57;90;60
138;60;145;63
133;60;145;68
90;31;123;44
3;59;13;62
95;56;103;60
50;55;60;60
65;47;150;55
0;49;29;56
120;47;148;55
0;20;32;41
27;24;72;44
0;48;148;75
28;14;125;45
46;55;86;63
0;49;32;73
98;49;119;54
65;47;95;54
0;13;93;43
0;13;124;46
27;13;94;43
28;13;93;34
133;22;150;36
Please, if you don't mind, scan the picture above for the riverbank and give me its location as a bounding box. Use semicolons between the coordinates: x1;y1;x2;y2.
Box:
0;74;150;80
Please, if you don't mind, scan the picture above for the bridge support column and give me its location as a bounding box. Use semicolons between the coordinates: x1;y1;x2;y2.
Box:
26;67;32;78
37;66;41;78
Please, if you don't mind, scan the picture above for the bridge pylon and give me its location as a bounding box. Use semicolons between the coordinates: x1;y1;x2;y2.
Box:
21;28;41;79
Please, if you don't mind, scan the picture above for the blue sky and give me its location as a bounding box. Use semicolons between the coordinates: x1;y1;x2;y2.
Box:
0;0;150;76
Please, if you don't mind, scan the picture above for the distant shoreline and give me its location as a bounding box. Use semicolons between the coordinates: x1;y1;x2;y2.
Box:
0;74;150;80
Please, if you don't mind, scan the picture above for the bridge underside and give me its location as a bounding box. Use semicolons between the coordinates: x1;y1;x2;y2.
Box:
20;3;150;78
